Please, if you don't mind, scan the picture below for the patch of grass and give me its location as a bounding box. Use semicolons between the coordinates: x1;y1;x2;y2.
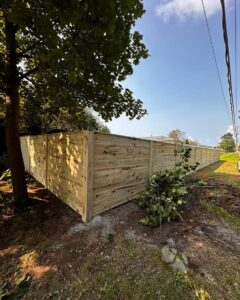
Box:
60;237;240;300
64;238;212;300
202;201;240;228
220;152;240;162
218;263;240;299
191;161;240;189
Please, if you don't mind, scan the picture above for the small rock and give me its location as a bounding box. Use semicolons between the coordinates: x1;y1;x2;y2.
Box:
165;238;176;248
161;245;177;264
161;245;188;273
170;256;188;273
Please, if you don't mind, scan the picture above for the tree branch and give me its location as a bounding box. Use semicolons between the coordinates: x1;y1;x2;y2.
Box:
17;38;43;58
17;54;34;60
24;76;44;87
19;66;39;81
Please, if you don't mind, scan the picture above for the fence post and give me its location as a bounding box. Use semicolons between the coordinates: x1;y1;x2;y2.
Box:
28;136;31;174
83;131;94;222
27;136;30;173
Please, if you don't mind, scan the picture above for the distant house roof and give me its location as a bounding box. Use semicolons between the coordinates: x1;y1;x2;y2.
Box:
142;136;212;147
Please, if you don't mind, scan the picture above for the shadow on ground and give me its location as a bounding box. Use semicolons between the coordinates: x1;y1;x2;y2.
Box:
192;160;240;189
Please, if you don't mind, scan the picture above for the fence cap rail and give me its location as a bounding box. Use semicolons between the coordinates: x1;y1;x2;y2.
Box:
20;130;221;152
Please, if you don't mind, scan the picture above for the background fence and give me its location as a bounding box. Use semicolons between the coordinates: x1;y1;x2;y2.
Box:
20;131;221;222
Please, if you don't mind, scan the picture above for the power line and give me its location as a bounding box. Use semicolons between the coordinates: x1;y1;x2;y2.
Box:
220;0;238;144
200;0;231;122
234;0;238;135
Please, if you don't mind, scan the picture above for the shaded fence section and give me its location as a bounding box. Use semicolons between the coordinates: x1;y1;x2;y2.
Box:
20;132;90;219
20;131;221;222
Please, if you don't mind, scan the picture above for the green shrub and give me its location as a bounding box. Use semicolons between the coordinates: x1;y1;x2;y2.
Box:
135;140;199;227
197;179;208;186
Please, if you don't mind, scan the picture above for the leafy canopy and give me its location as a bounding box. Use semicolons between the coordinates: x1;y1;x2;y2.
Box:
168;129;186;141
19;103;109;135
219;132;236;152
0;0;148;121
0;93;110;134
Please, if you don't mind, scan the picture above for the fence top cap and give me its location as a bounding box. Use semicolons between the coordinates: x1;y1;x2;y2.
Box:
20;130;220;151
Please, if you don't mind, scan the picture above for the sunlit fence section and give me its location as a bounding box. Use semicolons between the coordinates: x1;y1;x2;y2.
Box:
20;131;221;222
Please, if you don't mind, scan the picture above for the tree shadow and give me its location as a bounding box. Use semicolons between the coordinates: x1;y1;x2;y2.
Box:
0;178;83;297
191;160;240;189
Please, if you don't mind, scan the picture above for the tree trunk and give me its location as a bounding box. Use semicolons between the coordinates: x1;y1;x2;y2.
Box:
5;21;28;206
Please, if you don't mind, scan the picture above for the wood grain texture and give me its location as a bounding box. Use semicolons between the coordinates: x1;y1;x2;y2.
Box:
47;132;86;215
92;132;151;216
29;135;47;186
82;131;94;222
21;132;87;217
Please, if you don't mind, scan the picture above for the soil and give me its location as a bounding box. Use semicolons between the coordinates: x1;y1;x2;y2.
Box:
0;170;240;299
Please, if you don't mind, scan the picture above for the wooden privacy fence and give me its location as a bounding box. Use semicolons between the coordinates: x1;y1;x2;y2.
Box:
20;131;221;222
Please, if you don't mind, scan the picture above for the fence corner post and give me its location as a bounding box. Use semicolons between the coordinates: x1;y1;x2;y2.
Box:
82;131;94;223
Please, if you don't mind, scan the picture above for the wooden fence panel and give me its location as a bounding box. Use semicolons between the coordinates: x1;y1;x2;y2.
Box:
21;131;221;222
92;132;150;216
47;132;87;216
152;142;176;173
29;135;47;186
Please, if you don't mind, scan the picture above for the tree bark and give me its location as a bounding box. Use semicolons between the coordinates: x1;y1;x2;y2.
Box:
5;20;28;205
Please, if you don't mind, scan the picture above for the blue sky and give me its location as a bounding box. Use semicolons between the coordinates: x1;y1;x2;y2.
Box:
107;0;238;146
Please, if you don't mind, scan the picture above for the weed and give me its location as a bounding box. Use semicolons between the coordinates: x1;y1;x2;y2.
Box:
107;233;114;243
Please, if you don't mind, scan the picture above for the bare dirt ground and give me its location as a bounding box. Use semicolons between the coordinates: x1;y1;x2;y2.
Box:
0;161;240;299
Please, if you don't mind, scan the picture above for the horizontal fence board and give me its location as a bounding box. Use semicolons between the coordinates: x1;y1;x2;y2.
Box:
94;165;149;189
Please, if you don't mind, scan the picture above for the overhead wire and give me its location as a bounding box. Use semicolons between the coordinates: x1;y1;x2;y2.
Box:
234;0;238;143
220;0;238;145
200;0;231;123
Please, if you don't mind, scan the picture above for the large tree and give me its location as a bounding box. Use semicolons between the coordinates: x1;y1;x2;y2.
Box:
219;132;236;152
0;0;148;206
0;93;110;135
168;129;186;141
19;96;110;134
